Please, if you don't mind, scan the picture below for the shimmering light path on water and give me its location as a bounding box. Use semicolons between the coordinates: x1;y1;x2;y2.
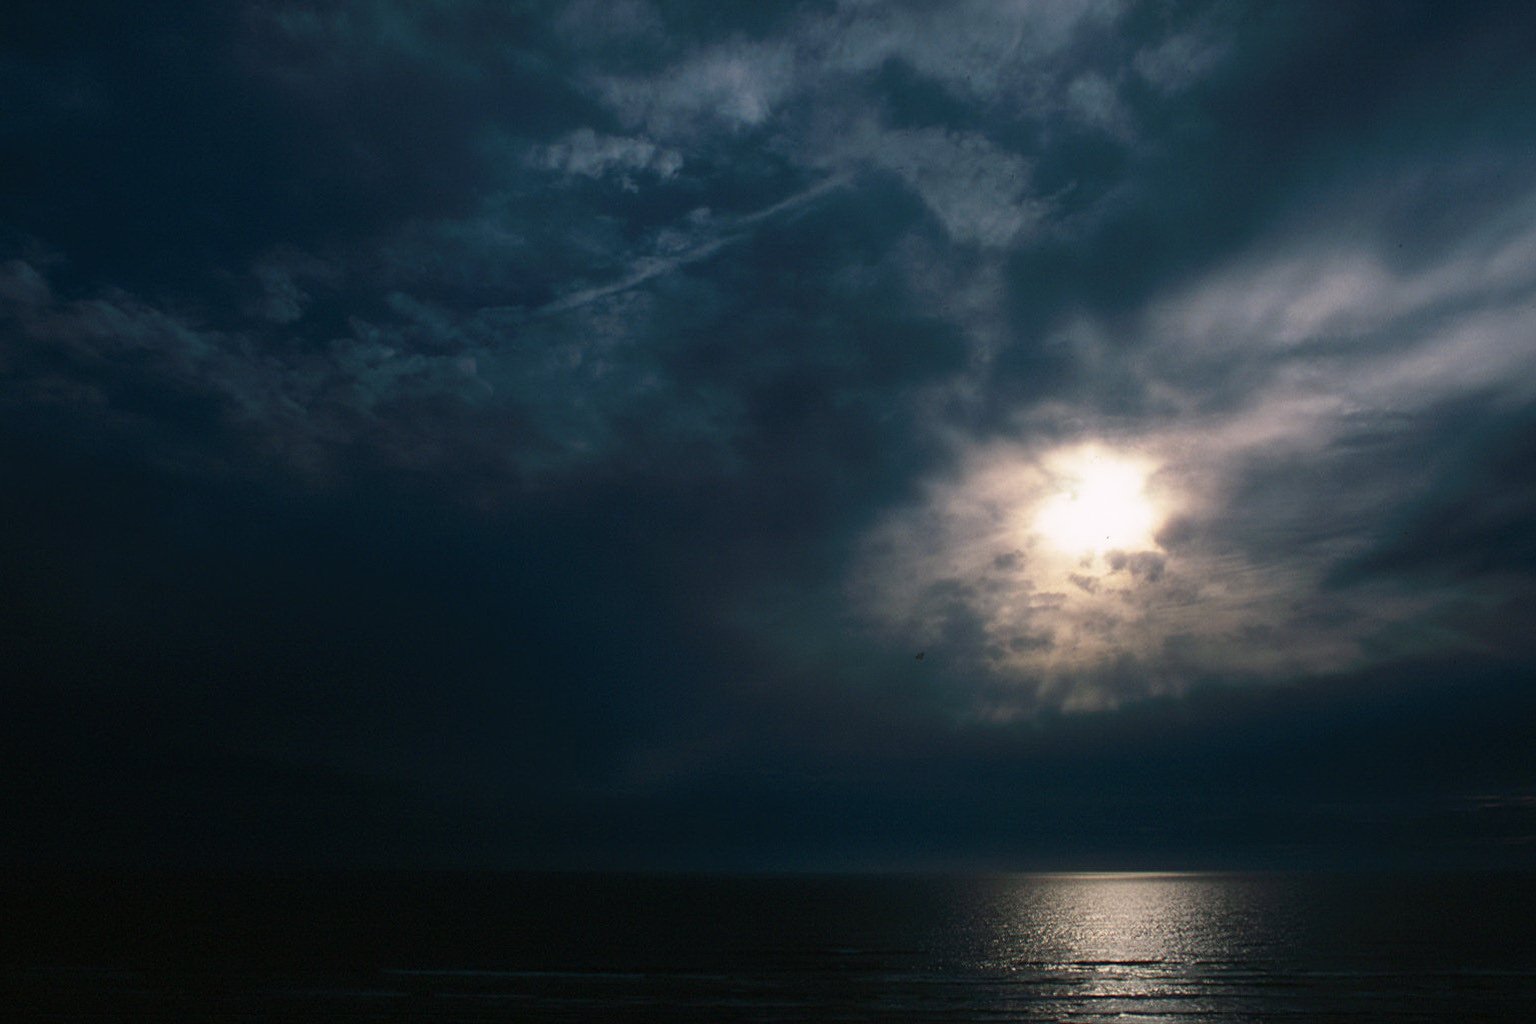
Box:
4;872;1534;1021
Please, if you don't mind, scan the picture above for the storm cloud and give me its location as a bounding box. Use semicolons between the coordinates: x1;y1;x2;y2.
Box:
4;0;1535;869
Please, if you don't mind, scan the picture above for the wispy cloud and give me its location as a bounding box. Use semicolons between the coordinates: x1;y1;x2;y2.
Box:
527;174;852;319
531;128;683;184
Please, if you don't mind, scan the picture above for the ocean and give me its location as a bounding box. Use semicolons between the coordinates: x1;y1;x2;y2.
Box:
4;870;1534;1021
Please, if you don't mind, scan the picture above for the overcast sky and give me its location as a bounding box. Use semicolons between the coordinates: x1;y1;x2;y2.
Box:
4;0;1536;871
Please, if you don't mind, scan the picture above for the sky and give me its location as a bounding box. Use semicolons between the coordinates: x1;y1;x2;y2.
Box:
3;0;1535;872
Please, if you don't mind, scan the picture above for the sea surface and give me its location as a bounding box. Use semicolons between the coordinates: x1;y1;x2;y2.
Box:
4;870;1535;1021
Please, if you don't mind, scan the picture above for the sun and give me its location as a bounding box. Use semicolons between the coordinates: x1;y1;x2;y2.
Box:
1034;448;1159;557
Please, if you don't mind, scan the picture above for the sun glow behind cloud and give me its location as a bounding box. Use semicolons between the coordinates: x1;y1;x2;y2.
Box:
1033;448;1159;557
852;433;1381;716
854;440;1179;709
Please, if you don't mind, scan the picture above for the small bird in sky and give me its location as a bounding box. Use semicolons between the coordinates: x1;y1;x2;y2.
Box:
915;651;925;660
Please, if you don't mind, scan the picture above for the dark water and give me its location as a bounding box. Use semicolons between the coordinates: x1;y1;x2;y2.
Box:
4;871;1535;1021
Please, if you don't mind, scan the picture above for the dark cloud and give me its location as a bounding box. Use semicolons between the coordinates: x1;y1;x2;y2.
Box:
4;0;1536;869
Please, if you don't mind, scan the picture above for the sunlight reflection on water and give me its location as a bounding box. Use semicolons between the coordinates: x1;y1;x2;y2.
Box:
976;874;1257;1018
991;873;1234;962
928;871;1536;1022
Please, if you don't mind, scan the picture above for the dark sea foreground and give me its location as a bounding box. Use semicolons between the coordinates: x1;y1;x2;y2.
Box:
3;870;1535;1022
